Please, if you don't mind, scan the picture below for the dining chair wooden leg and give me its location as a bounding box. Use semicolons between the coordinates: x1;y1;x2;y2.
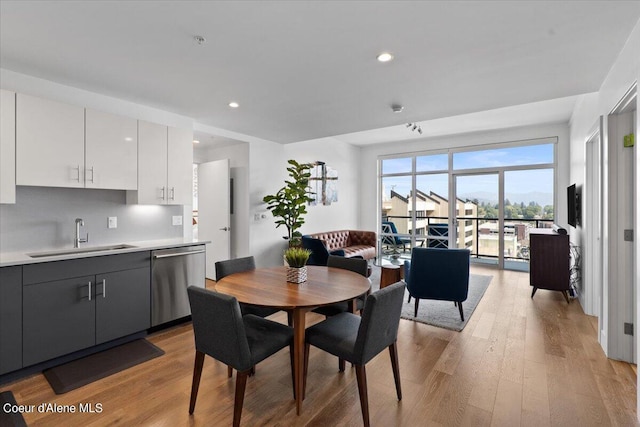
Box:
303;342;310;400
339;358;346;372
414;298;420;317
458;301;464;321
227;365;233;378
290;343;296;400
189;351;206;414
407;295;411;303
355;365;370;427
389;342;402;401
249;366;255;376
233;370;250;427
287;311;293;326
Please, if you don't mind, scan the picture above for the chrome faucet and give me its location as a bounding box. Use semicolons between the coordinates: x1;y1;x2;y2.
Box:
74;218;89;248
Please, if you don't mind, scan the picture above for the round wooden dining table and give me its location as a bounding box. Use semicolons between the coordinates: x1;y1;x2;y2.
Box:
214;265;371;415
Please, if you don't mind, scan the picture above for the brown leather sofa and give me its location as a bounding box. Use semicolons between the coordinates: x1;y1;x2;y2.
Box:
302;230;377;265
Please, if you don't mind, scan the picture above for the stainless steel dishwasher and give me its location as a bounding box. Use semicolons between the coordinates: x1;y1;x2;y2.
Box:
151;245;206;326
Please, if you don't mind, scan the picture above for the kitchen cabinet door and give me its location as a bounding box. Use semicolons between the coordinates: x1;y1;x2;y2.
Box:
128;120;167;204
167;126;193;205
0;266;22;375
23;275;96;366
95;267;150;344
85;108;138;190
0;90;16;204
16;93;85;188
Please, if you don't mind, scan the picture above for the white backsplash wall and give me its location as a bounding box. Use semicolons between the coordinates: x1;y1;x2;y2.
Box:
0;186;184;253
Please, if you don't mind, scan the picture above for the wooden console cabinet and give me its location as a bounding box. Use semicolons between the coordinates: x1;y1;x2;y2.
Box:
529;229;571;303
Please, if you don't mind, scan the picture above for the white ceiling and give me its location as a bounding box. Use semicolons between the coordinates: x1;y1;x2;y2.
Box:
1;1;639;145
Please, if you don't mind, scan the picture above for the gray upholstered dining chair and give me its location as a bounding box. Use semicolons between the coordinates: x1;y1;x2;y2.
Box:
312;255;370;317
216;256;290;320
303;281;406;427
187;286;294;427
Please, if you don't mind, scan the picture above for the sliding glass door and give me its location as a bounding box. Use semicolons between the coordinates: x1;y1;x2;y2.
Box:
454;173;500;266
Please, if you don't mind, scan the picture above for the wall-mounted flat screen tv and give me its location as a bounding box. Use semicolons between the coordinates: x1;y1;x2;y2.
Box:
567;184;581;228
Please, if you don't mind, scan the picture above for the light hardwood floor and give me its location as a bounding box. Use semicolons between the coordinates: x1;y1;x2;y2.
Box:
1;265;638;426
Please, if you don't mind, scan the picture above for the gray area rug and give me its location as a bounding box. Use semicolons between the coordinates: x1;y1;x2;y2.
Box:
369;266;492;332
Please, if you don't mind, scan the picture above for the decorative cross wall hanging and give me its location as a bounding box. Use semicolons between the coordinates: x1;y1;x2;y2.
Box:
309;161;338;206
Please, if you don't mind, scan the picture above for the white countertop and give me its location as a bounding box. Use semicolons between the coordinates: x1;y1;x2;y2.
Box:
0;238;210;267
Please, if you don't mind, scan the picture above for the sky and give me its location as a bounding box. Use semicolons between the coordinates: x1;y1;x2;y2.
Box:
382;144;555;204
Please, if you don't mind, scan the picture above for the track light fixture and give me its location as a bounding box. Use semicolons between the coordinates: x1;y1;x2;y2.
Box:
406;122;422;135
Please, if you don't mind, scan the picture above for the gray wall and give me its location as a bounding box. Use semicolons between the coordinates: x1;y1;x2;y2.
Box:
0;186;183;253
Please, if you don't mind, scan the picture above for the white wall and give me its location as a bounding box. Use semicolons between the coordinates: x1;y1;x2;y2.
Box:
249;140;288;267
568;93;599;312
247;137;363;267
194;143;250;259
284;137;361;233
567;17;640;418
0;69;193;129
358;122;571;232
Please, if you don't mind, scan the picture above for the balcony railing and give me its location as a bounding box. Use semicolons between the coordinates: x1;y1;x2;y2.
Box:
380;215;554;264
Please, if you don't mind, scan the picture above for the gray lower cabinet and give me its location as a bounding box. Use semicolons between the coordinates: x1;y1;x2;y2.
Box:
23;275;96;367
0;266;22;375
95;268;150;344
22;252;151;367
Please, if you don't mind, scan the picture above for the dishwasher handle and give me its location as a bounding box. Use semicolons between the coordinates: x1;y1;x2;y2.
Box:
153;249;205;259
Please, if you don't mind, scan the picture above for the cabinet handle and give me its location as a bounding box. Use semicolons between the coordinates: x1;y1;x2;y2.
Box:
87;281;92;301
170;187;175;201
101;279;106;298
73;165;81;182
160;186;166;200
88;167;95;183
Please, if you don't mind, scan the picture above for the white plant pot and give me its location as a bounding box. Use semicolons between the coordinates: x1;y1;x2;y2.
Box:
286;266;307;283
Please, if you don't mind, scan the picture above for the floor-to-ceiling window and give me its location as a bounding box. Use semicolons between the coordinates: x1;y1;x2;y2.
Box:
379;139;556;270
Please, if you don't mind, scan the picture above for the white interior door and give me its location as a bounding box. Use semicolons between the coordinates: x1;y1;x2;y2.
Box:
198;159;230;280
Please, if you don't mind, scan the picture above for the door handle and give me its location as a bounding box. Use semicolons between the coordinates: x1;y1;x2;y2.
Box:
219;227;230;231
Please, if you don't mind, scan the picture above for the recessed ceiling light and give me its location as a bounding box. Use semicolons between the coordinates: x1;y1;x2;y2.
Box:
193;35;206;45
377;52;394;63
391;104;404;113
229;102;239;108
124;137;133;142
193;140;200;144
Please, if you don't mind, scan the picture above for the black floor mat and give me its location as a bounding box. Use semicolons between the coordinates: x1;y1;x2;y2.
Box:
43;339;164;394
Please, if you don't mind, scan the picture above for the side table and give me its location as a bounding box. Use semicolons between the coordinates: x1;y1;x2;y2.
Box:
380;264;403;289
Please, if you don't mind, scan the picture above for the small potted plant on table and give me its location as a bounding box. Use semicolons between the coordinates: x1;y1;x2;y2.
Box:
284;247;312;283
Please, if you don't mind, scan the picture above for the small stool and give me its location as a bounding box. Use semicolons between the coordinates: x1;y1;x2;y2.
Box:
380;265;402;289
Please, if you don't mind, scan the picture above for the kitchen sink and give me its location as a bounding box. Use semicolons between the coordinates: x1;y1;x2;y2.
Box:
27;244;137;258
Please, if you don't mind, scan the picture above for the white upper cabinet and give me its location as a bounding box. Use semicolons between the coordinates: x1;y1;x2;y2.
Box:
129;120;167;204
167;126;193;205
16;93;85;188
85;108;137;190
0;89;16;204
127;121;193;205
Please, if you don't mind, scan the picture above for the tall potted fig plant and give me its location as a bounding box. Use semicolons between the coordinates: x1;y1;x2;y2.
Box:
263;159;314;247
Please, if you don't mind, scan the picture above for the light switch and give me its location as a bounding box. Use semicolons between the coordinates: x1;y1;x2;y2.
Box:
172;215;183;226
108;217;117;229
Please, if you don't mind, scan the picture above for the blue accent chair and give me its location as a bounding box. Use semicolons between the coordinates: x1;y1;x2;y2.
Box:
381;221;411;253
302;236;345;266
403;247;470;321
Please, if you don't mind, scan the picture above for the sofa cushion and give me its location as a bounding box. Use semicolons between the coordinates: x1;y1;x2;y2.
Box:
342;245;376;260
